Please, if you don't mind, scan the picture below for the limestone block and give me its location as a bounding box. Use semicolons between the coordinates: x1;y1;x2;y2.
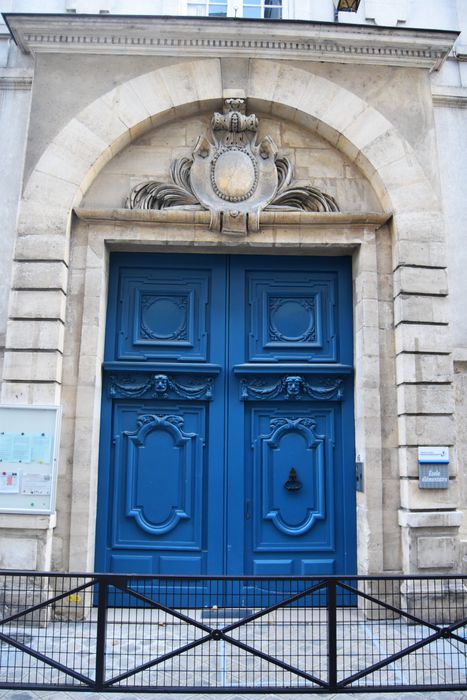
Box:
417;536;459;569
396;353;453;384
397;384;454;415
190;59;223;104
355;326;380;359
2;351;63;383
12;261;68;291
15;234;69;263
129;71;175;119
354;298;379;333
6;320;64;352
395;324;450;354
398;509;463;529
358;579;400;620
0;537;37;569
247;59;282;110
400;579;467;623
0;574;50;627
371;155;425;194
77;97;130;156
23;170;78;212
340;107;392;155
17;200;71;237
51;578;91;622
394;267;448;296
101;83;151;135
295;148;345;178
400;478;458;510
52;118;108;173
317;85;366;137
10;290;66;321
393;240;447;269
387;180;440;216
0;381;61;404
354;271;378;302
282;69;339;125
394;210;445;243
34;141;90;189
77;355;101;387
394;295;449;326
159;61;206;111
362;130;407;174
398;414;455;446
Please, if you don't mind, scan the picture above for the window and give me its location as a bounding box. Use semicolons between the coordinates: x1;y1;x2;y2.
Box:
185;0;284;19
243;0;282;19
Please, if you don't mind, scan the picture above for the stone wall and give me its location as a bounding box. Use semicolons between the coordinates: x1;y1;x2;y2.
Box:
83;113;382;213
0;37;463;577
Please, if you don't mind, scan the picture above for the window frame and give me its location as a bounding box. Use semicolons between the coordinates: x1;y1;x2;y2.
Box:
181;0;288;19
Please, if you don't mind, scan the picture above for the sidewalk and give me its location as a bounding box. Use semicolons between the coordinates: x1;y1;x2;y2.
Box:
0;691;466;700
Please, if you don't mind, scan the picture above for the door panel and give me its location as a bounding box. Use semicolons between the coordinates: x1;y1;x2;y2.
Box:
96;253;356;580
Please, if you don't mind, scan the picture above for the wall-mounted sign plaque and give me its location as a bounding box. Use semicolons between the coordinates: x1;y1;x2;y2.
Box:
0;406;61;514
418;446;449;464
419;463;449;489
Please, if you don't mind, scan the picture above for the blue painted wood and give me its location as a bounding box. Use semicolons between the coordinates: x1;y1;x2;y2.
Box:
95;253;356;586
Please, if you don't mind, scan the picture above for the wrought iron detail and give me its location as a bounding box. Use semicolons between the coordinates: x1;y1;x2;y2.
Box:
109;373;214;400
284;467;303;492
127;97;339;234
0;571;465;694
240;375;344;401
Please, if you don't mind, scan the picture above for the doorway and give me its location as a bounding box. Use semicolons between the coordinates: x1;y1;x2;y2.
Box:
95;253;356;577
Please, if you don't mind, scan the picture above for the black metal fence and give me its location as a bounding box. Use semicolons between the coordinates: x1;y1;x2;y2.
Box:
0;572;465;693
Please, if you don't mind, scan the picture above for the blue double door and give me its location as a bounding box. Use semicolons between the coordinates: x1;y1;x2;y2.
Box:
95;253;356;578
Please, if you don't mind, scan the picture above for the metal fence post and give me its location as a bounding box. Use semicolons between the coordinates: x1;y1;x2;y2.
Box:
327;578;337;691
95;576;108;691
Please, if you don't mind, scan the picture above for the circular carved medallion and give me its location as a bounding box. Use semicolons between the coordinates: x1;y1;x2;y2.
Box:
141;296;187;340
270;299;315;342
211;148;258;202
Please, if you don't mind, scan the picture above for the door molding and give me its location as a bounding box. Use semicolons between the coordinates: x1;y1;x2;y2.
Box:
67;215;386;574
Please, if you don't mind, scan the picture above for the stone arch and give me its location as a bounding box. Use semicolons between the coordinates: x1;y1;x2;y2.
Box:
5;56;453;575
19;57;439;240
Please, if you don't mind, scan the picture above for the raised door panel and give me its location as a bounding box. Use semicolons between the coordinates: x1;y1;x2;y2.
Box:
109;259;215;362
109;401;208;574
247;405;338;575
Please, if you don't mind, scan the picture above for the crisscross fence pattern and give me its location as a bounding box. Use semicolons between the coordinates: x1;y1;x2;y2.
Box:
0;572;465;693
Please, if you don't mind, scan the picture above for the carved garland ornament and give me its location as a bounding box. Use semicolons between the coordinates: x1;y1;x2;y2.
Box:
109;373;214;400
240;375;344;401
127;98;339;234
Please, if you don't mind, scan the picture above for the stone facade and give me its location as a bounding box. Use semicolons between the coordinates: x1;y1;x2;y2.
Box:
0;2;466;579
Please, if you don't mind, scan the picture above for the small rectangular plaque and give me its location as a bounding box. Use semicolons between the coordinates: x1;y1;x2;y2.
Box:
418;446;449;464
419;463;449;489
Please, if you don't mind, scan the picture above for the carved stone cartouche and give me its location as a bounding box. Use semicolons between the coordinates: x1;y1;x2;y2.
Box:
127;98;339;234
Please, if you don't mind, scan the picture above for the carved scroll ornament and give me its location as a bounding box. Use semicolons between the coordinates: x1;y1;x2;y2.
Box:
127;98;339;234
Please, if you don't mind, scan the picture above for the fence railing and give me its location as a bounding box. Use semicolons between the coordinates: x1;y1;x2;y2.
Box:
0;572;465;693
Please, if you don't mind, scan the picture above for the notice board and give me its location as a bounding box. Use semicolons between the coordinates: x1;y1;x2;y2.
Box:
0;405;61;514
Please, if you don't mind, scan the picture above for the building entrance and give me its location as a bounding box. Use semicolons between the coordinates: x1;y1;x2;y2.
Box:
95;253;356;577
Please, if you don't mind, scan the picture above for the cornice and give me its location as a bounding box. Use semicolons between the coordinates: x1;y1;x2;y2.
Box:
74;207;391;230
432;85;467;109
0;68;33;90
3;14;459;71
